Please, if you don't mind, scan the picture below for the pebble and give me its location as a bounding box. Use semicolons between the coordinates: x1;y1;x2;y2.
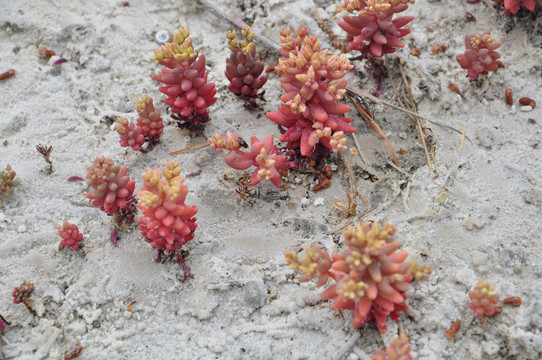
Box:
472;251;487;266
314;197;324;206
242;280;267;308
300;197;309;206
520;105;533;112
17;224;27;233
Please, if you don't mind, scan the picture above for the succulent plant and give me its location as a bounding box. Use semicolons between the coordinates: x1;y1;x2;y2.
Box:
152;27;217;131
285;222;431;333
137;161;198;281
86;156;137;225
136;94;163;143
368;333;412;360
116;117;146;151
468;280;502;318
12;280;35;305
0;164;20;202
223;134;288;188
266;23;355;160
225;26;267;106
338;0;415;59
491;0;536;14
456;31;502;79
55;221;84;250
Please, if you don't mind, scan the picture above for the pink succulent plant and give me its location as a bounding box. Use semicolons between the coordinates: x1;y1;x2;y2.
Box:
491;0;536;13
368;333;412;360
152;27;217;131
138;161;198;281
12;280;35;305
86;156;137;224
212;134;287;188
266;24;355;159
468;280;502;318
339;0;415;59
136;94;163;143
225;26;267;105
456;31;502;79
55;221;84;250
116;117;145;151
285;222;431;333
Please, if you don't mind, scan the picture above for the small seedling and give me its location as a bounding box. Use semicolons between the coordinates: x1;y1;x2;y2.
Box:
36;144;53;174
368;333;412;360
456;31;501;79
12;280;36;315
0;164;20;202
55;221;84;250
468;280;502;318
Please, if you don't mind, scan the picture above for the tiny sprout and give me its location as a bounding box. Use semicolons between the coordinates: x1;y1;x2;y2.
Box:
36;144;53;174
12;280;36;315
0;164;20;201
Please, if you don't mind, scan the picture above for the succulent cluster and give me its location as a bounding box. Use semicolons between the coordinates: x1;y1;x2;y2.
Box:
266;23;355;160
225;26;267;105
12;280;35;305
115;95;163;152
456;31;502;79
86;156;137;225
339;0;415;59
211;133;288;188
468;280;502;318
136;94;163;143
152;27;217;131
138;161;198;281
0;164;19;201
55;221;84;250
369;333;412;360
285;222;431;333
491;0;536;13
116;116;145;151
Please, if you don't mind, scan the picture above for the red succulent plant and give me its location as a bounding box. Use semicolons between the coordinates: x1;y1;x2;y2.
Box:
456;31;502;79
55;221;84;250
491;0;536;14
468;280;502;318
138;161;198;281
338;0;415;59
225;26;267;106
152;27;217;131
266;24;355;160
86;156;137;225
285;222;431;333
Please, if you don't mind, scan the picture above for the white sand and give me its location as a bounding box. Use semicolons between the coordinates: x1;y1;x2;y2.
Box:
1;0;541;359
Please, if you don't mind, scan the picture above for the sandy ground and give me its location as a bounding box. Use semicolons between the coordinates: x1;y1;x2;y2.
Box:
1;0;541;359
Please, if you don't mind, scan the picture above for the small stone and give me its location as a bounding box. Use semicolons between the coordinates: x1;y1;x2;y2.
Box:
472;251;487;266
243;280;267;308
483;340;500;356
314;197;324;206
187;291;218;320
300;197;309;206
17;224;27;233
464;217;474;231
520;105;533;112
